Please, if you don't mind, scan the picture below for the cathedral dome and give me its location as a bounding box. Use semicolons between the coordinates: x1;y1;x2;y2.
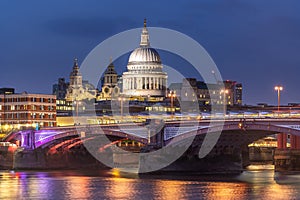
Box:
122;19;167;97
128;47;161;64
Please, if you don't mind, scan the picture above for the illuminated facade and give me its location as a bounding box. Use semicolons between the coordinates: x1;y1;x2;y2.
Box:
169;78;243;106
53;59;97;116
65;59;96;101
98;61;120;100
122;19;167;97
0;91;56;128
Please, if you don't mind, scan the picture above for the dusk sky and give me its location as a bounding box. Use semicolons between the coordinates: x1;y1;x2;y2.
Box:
1;0;300;105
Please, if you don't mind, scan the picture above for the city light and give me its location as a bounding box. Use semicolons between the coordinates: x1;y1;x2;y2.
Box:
220;89;229;105
168;90;176;116
274;85;283;112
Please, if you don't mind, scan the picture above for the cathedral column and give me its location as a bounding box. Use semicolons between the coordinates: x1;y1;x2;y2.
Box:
132;78;134;89
135;77;138;89
137;78;140;89
130;78;132;90
160;78;162;90
152;77;155;89
158;78;160;89
128;78;130;90
149;77;152;90
137;78;141;89
124;78;126;90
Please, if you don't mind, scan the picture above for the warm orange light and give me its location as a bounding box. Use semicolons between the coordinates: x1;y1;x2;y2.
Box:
168;91;176;97
274;86;283;91
220;89;229;94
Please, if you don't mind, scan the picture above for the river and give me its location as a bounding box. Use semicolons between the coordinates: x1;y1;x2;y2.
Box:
0;165;300;199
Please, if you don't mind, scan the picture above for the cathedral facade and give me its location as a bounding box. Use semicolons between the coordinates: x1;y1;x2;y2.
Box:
122;19;167;97
65;59;96;101
98;60;120;100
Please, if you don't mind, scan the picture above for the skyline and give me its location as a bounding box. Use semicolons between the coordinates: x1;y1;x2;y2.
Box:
1;1;300;105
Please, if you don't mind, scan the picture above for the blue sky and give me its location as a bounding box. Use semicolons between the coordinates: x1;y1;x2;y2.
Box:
0;0;300;105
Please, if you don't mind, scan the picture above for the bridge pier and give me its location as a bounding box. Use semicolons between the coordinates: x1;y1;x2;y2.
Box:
275;133;300;171
290;135;300;150
277;133;287;150
13;148;47;169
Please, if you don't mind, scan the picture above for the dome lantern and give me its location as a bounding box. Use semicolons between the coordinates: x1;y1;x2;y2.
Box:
140;18;150;47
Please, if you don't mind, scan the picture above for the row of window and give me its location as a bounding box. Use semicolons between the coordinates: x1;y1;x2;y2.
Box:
1;113;55;119
0;105;55;111
0;97;55;103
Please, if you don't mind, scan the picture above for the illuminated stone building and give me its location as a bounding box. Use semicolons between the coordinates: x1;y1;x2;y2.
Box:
97;60;120;100
53;59;97;116
65;59;96;101
122;19;167;98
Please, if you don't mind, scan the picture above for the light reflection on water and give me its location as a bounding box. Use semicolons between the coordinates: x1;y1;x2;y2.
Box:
0;167;300;200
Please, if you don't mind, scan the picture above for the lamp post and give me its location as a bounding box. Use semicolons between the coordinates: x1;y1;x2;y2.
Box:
274;86;283;112
168;90;176;118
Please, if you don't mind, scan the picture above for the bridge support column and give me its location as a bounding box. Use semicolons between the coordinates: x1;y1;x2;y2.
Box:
277;133;287;149
290;135;300;150
275;133;300;172
20;131;35;150
297;136;300;150
291;135;297;149
277;133;283;149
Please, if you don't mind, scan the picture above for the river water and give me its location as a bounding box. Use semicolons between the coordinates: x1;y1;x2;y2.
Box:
1;165;300;200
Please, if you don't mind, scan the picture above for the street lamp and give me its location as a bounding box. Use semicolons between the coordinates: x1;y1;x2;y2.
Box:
168;90;176;117
274;86;283;112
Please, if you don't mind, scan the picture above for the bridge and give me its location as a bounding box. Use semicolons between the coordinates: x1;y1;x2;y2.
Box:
2;118;300;172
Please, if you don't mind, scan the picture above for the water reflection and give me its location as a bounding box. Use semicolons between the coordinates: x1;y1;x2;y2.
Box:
153;180;189;199
1;168;300;199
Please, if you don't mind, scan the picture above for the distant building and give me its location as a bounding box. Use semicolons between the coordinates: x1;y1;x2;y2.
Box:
169;78;243;106
53;59;97;116
52;78;68;100
0;91;56;129
0;88;15;95
65;59;96;101
223;80;242;106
